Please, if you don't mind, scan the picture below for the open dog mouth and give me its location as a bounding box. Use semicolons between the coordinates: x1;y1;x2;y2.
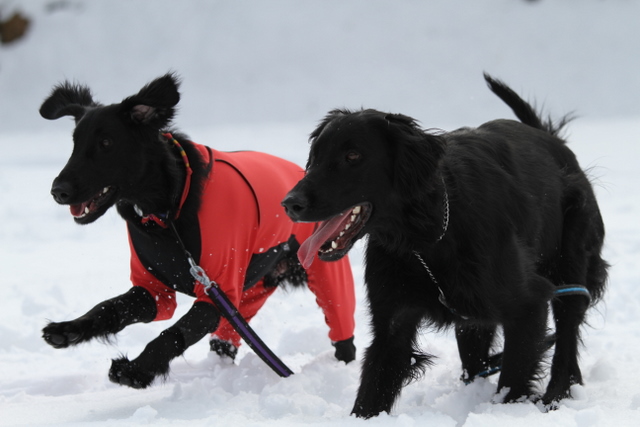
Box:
298;203;371;268
70;186;117;223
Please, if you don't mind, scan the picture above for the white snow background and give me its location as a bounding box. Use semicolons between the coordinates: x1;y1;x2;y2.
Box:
1;1;639;426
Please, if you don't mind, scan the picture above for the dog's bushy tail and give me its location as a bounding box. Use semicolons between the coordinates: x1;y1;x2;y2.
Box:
484;73;571;137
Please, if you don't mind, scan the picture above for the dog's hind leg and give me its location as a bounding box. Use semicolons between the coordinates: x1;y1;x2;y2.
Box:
497;277;551;403
543;194;608;405
109;301;220;388
42;287;157;348
455;324;497;383
543;293;589;405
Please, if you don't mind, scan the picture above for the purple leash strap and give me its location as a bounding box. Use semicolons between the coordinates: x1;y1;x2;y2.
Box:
204;283;293;377
170;223;293;378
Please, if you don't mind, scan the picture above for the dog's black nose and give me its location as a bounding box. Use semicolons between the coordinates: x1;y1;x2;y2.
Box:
51;179;73;204
282;191;309;222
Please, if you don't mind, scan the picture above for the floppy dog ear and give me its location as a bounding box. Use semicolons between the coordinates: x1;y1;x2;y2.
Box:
39;82;97;122
121;73;181;127
309;109;351;141
385;113;445;192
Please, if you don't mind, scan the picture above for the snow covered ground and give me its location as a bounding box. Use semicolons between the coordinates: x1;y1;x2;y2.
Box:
1;1;639;426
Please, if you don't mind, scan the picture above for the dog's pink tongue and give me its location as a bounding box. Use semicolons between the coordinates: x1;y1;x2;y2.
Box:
298;212;349;269
70;202;88;218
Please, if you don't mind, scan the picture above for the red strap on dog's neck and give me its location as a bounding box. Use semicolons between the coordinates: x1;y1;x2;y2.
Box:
139;133;193;228
163;132;193;221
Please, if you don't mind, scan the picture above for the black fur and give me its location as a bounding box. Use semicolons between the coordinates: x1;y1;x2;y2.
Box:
39;73;311;388
282;74;608;418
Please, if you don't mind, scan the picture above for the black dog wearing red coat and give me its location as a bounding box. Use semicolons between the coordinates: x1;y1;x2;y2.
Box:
38;74;357;389
282;74;608;418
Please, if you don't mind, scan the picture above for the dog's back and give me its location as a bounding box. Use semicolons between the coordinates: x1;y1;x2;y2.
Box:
471;75;608;304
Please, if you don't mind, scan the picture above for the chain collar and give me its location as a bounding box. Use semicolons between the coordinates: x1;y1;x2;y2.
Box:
435;176;450;242
413;176;468;318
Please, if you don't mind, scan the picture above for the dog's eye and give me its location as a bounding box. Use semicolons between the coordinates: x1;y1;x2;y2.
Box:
346;151;361;163
99;139;112;149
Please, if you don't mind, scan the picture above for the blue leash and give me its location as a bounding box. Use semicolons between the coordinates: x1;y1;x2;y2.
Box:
463;284;591;384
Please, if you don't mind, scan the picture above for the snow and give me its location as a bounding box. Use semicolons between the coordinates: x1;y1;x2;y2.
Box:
1;1;639;426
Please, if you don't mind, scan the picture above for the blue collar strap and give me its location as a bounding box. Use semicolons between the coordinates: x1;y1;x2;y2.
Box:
554;285;592;303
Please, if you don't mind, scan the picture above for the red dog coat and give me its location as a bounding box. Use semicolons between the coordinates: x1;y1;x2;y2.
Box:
128;143;356;348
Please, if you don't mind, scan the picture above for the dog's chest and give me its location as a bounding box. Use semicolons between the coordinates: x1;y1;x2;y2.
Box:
127;220;202;296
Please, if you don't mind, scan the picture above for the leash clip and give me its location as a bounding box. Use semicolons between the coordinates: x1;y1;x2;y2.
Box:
187;255;214;292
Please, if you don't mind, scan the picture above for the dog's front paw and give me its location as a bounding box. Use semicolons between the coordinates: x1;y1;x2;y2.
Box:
350;401;385;419
351;384;394;419
351;391;390;419
42;320;90;348
109;357;155;389
333;336;356;363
